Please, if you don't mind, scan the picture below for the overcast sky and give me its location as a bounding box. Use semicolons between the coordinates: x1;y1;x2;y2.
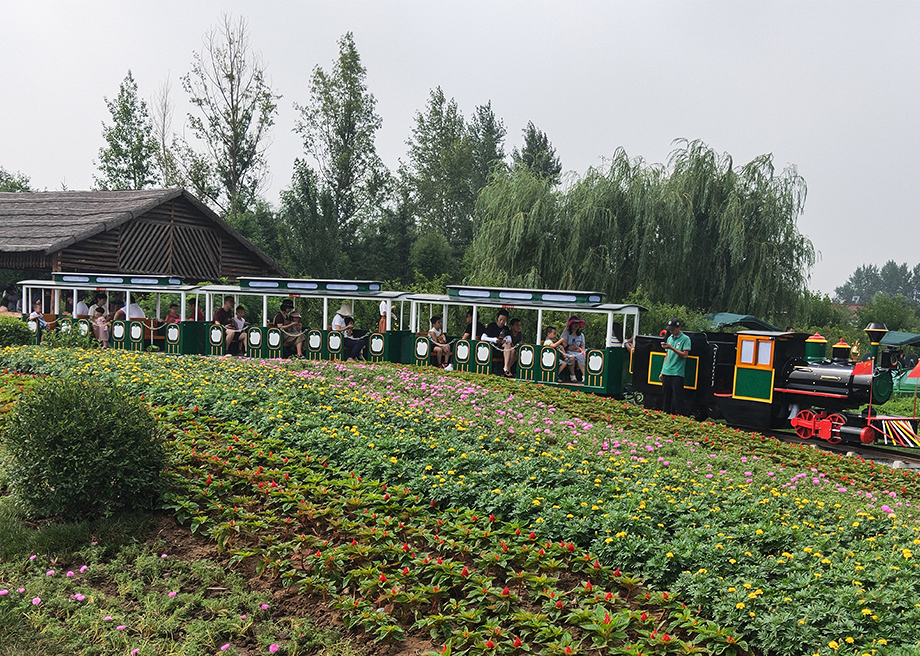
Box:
2;1;918;296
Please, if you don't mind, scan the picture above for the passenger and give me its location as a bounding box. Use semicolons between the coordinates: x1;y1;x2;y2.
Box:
378;300;398;333
113;296;146;322
544;326;576;381
233;304;248;332
165;304;181;323
482;309;515;377
561;316;587;383
28;300;46;340
273;299;305;359
1;289;21;314
659;317;691;415
213;296;247;354
92;306;109;348
342;316;366;362
462;309;486;341
331;302;353;332
187;298;205;321
611;322;634;352
88;293;108;318
74;294;91;318
428;315;452;368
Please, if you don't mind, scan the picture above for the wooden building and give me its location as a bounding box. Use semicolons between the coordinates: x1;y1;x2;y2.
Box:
0;188;284;280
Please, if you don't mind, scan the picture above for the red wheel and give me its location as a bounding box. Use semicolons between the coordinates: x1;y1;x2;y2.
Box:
793;408;817;439
825;414;846;444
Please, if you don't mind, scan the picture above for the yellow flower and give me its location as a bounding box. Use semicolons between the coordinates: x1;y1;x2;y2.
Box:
666;552;674;558
844;638;854;644
861;608;872;616
828;641;839;651
736;602;745;609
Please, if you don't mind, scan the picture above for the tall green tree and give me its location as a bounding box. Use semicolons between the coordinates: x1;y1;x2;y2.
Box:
94;71;159;190
0;167;31;192
405;87;475;251
468;102;507;196
179;14;279;222
511;121;562;186
294;32;383;251
277;159;343;278
835;264;882;304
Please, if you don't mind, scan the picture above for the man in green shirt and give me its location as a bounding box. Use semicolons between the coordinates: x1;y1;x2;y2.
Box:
659;317;691;415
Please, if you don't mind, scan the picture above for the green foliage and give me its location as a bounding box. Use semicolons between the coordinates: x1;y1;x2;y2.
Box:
179;14;279;219
0;316;32;347
626;287;708;335
410;231;455;279
856;292;920;333
467;141;815;319
0;167;31;192
94;70;159;190
405;87;476;250
511;121;562;185
294;32;383;247
39;327;97;350
835;260;920;304
3;378;165;519
278;159;345;278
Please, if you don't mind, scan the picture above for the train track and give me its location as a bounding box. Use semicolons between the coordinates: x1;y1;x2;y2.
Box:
763;429;920;468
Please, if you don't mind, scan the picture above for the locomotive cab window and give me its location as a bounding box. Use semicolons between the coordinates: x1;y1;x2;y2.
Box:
736;336;773;370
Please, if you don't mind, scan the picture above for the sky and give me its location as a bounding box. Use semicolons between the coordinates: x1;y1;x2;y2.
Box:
2;1;918;297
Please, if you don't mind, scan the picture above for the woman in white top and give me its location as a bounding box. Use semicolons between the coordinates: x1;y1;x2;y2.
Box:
331;302;353;331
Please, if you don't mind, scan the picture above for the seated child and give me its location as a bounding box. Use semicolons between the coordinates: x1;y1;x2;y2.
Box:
92;306;109;348
544;326;576;381
165;304;181;323
343;316;366;362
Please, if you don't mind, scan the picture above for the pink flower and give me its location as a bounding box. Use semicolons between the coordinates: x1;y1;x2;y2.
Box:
74;593;85;601
16;588;24;593
117;625;126;631
161;554;168;559
29;555;36;561
46;570;54;576
66;571;74;577
240;615;247;620
269;645;280;653
168;591;177;597
0;590;7;596
221;645;230;651
104;616;112;621
260;603;269;610
80;565;88;573
32;597;41;605
132;650;140;655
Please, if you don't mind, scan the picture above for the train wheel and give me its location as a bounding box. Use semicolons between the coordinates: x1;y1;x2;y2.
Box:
826;414;846;444
793;408;816;439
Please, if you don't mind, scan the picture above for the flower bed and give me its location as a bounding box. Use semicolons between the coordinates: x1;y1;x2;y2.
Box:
1;347;919;654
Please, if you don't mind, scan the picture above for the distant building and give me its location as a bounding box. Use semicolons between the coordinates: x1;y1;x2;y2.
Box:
0;188;284;281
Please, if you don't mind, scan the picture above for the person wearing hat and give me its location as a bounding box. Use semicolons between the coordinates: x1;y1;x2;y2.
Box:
331;301;353;332
561;316;587;383
659;317;691;415
273;299;305;358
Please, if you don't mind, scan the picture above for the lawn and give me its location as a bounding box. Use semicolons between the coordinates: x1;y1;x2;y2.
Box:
1;346;919;655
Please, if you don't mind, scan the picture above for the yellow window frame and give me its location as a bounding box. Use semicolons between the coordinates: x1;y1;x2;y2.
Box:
736;336;774;370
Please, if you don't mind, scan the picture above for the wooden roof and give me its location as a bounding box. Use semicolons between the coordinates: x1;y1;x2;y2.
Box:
0;188;284;277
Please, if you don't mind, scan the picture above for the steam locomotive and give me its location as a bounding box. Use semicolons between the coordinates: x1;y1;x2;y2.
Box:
629;322;920;447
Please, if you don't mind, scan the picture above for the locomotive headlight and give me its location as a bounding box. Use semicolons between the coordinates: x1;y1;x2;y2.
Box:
864;322;888;345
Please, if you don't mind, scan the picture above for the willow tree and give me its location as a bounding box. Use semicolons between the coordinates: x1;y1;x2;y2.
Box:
466;139;815;319
466;166;561;288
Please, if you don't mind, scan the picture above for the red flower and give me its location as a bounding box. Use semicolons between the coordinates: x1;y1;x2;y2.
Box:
662;634;671;642
529;531;536;539
378;574;387;582
605;592;613;601
603;612;611;625
501;586;510;596
402;567;410;576
555;600;564;609
613;568;621;576
485;640;495;649
584;580;593;591
513;636;522;647
489;514;496;522
461;566;469;576
640;612;648;621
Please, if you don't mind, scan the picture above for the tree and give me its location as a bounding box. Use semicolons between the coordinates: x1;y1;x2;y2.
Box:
94;71;159;190
151;78;182;187
0;167;31;192
468;102;507;197
294;33;383;250
179;14;279;221
277;159;344;278
835;264;882;305
856;293;920;333
405;87;475;251
511;121;562;185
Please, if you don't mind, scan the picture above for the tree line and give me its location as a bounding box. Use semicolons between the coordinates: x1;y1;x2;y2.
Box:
3;14;825;328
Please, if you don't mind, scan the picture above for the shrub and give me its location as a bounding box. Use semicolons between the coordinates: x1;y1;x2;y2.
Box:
40;327;97;349
2;378;165;519
0;315;32;347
